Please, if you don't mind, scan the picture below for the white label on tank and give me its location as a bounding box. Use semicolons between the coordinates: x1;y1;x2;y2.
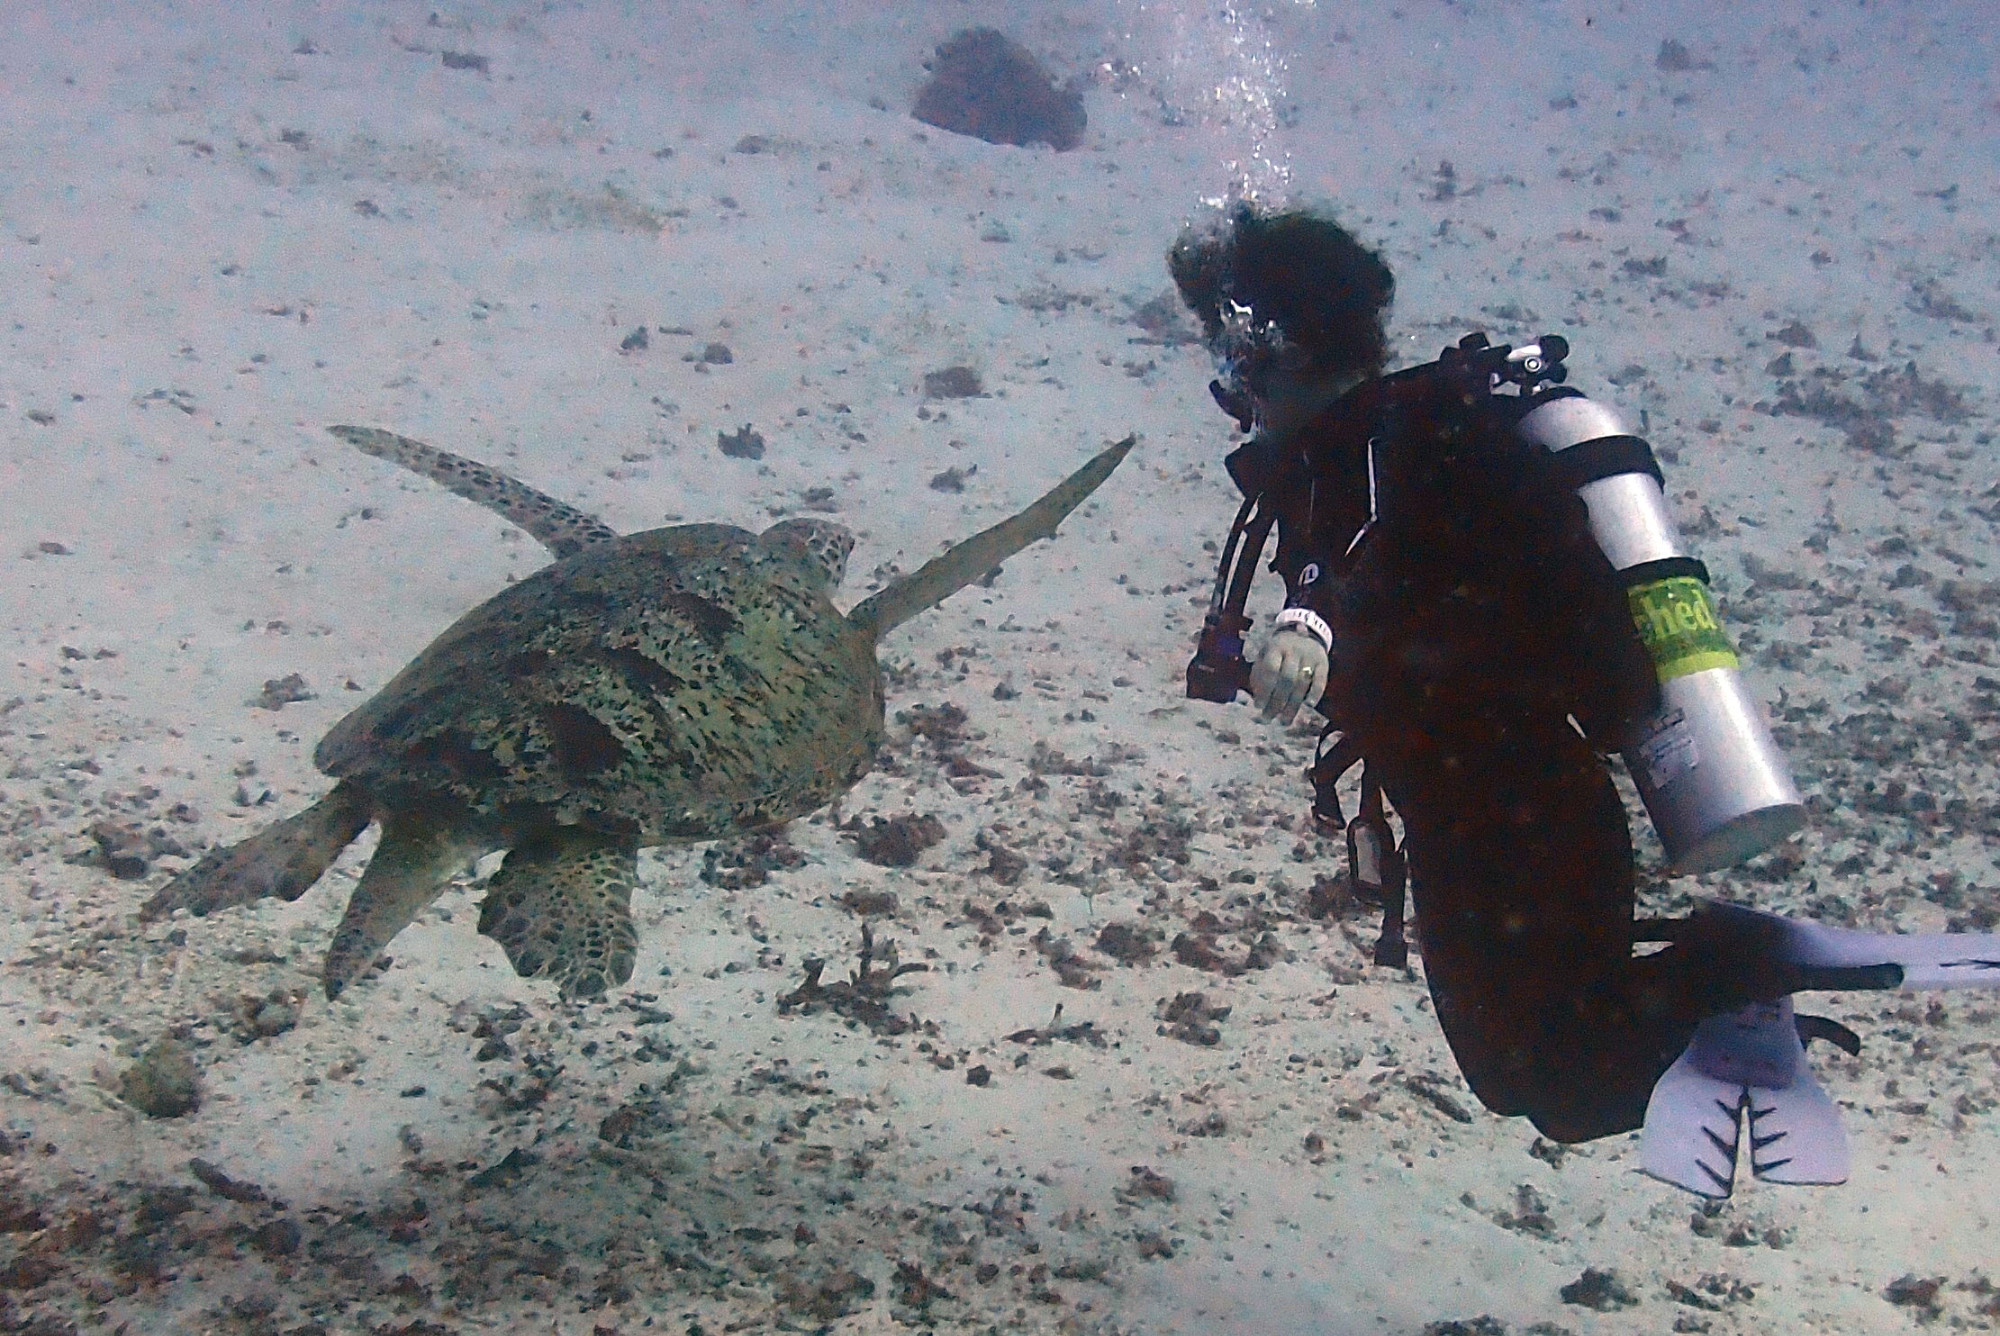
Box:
1637;706;1699;789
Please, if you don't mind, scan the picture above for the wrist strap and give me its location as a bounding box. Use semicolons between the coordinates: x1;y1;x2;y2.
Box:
1273;607;1333;651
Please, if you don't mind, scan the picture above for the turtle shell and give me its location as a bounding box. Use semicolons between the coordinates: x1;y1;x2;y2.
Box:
315;522;882;842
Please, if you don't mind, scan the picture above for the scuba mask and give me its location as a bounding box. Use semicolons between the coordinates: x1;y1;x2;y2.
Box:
1205;298;1321;435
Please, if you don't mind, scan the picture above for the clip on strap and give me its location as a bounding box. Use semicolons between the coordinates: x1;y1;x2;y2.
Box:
1346;776;1407;969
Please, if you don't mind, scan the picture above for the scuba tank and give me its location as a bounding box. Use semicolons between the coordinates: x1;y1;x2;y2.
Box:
1189;331;1806;876
1516;390;1807;872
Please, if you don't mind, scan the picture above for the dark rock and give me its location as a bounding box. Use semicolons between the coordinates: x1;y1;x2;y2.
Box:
781;1267;876;1321
1768;319;1817;348
118;1037;201;1119
0;1184;46;1235
912;28;1085;151
1157;991;1229;1046
922;366;984;399
1884;1274;1945;1320
975;832;1028;883
839;889;900;916
89;820;152;879
467;1147;539;1190
699;831;805;890
0;1254;57;1291
1117;1166;1176;1203
844;812;945;867
188;1158;267;1203
1655;39;1710;72
250;673;313;710
1094;921;1156;964
1561;1266;1639;1311
717;424;765;459
1420;1319;1507;1336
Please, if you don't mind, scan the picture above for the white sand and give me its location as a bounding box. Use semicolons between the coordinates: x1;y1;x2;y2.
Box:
1;1;1995;1332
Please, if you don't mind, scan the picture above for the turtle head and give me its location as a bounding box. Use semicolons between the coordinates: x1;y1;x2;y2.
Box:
760;518;855;589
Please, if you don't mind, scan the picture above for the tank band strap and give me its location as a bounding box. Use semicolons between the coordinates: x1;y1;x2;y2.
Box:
1620;554;1711;588
1548;434;1663;488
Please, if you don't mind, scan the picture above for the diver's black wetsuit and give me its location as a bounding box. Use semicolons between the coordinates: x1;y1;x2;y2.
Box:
1239;360;1782;1142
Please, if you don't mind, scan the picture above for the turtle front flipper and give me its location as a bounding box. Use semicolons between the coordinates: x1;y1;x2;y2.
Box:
328;425;618;559
322;807;487;999
478;829;639;1001
141;780;372;920
846;434;1136;637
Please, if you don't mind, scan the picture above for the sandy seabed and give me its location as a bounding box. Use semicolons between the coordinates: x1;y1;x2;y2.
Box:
0;2;1996;1332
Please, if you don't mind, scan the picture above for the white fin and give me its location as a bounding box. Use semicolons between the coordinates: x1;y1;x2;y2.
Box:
1643;902;2000;1196
1754;907;2000;990
1642;998;1848;1197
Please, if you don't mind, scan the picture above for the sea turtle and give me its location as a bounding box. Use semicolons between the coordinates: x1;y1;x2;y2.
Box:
143;426;1134;1001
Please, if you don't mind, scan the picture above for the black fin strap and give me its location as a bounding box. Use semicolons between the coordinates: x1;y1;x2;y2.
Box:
1795;1013;1863;1057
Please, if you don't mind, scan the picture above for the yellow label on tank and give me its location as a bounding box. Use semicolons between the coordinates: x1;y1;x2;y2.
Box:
1628;575;1738;680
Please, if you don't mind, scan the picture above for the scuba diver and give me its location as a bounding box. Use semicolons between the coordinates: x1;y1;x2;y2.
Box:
1171;203;2000;1195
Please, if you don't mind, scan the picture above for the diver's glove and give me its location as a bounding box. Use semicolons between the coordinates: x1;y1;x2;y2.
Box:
1249;608;1332;723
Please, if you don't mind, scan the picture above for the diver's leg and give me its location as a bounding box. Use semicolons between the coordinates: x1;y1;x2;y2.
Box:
1385;717;1685;1143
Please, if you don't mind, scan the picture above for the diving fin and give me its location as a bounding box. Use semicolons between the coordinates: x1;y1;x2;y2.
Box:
1642;900;2000;1196
1733;901;2000;990
1641;997;1848;1197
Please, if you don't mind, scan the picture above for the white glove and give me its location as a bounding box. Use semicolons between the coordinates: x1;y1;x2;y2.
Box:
1249;609;1332;723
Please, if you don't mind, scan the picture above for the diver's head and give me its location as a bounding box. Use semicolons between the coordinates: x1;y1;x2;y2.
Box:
1169;203;1395;439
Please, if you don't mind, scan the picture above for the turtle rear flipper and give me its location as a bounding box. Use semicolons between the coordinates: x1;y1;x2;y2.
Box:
846;435;1135;637
322;808;487;999
328;426;618;559
477;830;639;1001
141;780;372;920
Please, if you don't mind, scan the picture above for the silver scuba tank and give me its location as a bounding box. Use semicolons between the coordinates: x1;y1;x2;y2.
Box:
1515;392;1807;873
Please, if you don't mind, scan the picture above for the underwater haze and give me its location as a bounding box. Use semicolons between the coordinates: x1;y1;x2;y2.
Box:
0;1;1995;1332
